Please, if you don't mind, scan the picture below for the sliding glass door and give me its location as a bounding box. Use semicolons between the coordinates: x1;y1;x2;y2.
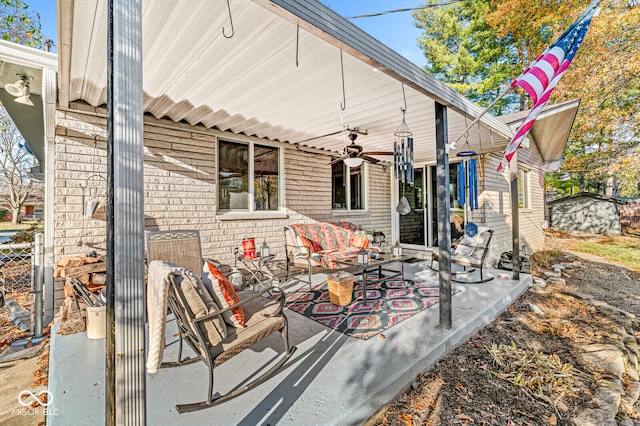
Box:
397;163;464;249
429;163;465;248
398;168;425;246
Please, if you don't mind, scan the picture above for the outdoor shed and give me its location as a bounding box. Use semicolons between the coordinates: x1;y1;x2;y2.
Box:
548;192;626;235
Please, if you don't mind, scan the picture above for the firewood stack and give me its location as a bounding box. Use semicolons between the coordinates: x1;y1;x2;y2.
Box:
54;254;106;335
55;255;107;298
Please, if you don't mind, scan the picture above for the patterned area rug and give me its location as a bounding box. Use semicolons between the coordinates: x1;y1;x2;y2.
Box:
282;275;459;340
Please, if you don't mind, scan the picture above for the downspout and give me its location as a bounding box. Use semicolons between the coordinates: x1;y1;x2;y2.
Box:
42;66;57;326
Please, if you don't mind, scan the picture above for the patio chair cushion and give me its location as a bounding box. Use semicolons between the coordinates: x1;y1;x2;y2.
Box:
211;291;286;365
309;247;363;269
203;261;246;328
291;223;352;252
175;267;227;347
287;222;380;270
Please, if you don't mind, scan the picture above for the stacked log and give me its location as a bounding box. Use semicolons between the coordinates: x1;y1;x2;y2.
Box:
54;255;106;297
55;255;107;335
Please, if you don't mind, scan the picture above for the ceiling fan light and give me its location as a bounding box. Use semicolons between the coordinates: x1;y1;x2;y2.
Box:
4;80;24;97
343;157;364;168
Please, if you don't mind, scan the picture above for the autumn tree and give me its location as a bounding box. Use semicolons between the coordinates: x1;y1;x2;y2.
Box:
0;108;36;224
0;0;44;48
414;0;640;197
553;1;640;197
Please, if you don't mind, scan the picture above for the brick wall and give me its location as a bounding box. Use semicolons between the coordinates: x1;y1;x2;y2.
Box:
54;108;392;268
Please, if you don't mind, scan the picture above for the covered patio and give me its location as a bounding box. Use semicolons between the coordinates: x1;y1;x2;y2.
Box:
48;265;531;425
0;0;582;424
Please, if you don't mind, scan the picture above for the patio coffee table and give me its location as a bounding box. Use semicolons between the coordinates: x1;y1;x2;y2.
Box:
334;254;408;304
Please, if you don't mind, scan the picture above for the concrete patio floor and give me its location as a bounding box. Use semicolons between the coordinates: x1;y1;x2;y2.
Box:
47;262;531;425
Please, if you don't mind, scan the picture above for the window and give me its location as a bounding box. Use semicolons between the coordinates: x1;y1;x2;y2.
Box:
218;140;279;211
331;161;365;210
518;167;530;209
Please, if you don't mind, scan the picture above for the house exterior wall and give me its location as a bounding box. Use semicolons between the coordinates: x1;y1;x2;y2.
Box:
54;109;392;268
481;151;546;263
550;196;621;235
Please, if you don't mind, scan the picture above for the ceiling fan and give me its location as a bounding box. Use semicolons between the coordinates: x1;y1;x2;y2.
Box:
330;131;393;166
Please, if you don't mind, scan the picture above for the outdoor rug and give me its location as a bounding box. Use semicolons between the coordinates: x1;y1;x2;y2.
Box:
281;275;459;340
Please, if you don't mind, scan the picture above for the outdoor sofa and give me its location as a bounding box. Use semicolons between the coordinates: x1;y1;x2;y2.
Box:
283;222;373;287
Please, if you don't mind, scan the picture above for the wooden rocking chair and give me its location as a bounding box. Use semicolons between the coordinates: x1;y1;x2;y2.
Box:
146;230;297;413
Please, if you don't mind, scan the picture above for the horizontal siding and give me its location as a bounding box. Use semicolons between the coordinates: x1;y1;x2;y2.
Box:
482;153;545;265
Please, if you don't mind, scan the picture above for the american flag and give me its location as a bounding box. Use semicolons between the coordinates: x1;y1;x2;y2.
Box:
497;2;600;172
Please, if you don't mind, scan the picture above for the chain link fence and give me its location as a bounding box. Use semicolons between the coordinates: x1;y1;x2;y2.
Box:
0;243;33;292
0;234;44;337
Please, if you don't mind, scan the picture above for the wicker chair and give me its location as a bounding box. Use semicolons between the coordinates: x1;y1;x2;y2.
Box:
430;228;495;283
146;230;297;413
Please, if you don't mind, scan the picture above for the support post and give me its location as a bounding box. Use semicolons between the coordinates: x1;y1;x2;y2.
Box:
106;0;146;424
509;151;521;281
435;102;452;330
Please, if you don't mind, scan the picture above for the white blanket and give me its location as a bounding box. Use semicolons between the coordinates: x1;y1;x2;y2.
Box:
146;260;185;374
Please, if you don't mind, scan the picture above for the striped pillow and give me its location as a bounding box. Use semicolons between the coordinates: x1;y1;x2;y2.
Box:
202;261;246;328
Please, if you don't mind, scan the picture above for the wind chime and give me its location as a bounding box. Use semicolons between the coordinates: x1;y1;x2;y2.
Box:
456;123;479;235
394;105;414;216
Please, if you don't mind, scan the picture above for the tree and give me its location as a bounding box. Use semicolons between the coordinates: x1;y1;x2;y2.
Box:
0;108;36;224
0;0;44;48
553;1;640;197
414;0;640;197
0;0;46;223
413;0;518;114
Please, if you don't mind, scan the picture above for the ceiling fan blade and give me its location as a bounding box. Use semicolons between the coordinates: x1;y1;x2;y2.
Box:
330;156;348;165
361;151;394;156
359;155;381;165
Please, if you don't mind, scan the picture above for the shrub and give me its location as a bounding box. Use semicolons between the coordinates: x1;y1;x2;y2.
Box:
10;224;39;244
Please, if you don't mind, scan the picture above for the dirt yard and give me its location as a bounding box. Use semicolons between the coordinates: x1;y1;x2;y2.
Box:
375;231;640;426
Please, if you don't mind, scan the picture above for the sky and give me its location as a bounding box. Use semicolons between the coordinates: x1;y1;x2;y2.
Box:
25;0;427;66
27;0;57;51
319;0;427;67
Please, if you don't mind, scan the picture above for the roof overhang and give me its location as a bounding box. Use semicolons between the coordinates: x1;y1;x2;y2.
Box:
502;99;580;172
0;40;57;165
57;0;515;163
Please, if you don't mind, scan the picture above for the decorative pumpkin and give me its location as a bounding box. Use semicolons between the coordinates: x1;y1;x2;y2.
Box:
352;233;369;249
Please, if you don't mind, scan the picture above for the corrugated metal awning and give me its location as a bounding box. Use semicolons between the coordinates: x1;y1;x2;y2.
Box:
57;0;518;163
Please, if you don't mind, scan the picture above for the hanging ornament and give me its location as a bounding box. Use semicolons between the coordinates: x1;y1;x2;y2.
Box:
394;107;414;185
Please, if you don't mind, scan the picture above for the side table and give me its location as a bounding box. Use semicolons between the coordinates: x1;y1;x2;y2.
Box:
238;255;275;291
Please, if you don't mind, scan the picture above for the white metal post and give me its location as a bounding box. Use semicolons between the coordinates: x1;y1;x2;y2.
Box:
106;0;146;424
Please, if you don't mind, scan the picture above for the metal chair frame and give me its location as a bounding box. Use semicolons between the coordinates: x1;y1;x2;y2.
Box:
146;230;297;413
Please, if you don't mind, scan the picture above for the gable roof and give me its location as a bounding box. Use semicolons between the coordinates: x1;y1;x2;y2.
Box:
547;191;627;205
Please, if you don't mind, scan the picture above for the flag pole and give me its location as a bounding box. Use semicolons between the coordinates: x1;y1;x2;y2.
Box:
450;85;514;147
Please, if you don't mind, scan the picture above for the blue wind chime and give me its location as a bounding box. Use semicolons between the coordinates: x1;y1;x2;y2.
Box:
456;133;479;216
